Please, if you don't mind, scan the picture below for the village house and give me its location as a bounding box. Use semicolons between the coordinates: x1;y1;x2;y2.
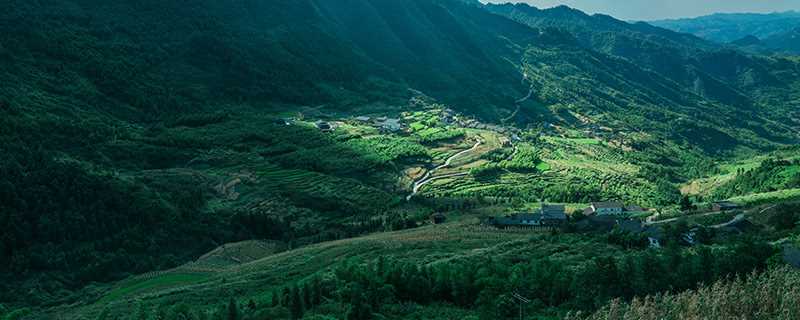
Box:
584;201;626;216
614;219;664;248
540;204;567;225
378;118;403;132
430;213;447;224
315;121;333;132
486;204;566;228
499;137;512;148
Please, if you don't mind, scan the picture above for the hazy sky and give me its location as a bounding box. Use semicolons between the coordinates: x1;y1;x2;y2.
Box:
481;0;800;21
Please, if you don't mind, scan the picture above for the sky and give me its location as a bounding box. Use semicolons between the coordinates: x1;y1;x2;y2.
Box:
481;0;800;21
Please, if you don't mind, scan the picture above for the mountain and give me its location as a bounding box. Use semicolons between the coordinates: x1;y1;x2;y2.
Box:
730;35;763;47
0;0;539;120
3;0;800;314
487;3;800;154
0;0;545;304
763;27;800;53
650;11;800;43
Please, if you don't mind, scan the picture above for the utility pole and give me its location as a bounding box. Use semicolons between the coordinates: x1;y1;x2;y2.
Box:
511;291;531;320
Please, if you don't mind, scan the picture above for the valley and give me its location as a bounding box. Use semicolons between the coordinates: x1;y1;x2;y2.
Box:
2;0;800;319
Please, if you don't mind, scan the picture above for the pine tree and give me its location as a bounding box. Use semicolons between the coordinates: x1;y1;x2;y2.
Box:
289;285;305;320
271;289;281;307
97;307;111;320
345;293;371;320
281;287;291;307
302;282;312;308
311;276;323;305
227;299;238;320
136;303;149;320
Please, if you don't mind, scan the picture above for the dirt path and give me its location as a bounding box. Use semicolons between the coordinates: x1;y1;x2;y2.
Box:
406;139;482;201
646;210;725;225
710;214;745;229
647;204;777;227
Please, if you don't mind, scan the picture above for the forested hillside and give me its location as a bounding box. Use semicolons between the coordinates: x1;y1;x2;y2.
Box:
651;11;800;54
3;0;800;315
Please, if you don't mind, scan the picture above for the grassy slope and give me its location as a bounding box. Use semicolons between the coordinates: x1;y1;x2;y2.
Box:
51;217;620;319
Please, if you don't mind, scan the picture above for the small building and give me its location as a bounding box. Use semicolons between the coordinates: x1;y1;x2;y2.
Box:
380;118;403;132
486;204;566;228
586;202;626;216
486;213;543;228
540;204;567;225
499;137;512;148
430;213;447;224
315;121;333;132
354;116;371;122
712;201;741;212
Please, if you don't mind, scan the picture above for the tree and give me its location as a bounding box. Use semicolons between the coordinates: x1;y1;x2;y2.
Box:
303;282;312;308
227;299;239;320
679;195;693;211
768;207;797;231
246;300;257;312
271;289;281;307
311;276;323;306
345;293;371;320
136;303;150;320
97;307;111;320
289;285;305;320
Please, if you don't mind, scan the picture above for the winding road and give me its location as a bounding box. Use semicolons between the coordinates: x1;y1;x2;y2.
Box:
406;139;482;201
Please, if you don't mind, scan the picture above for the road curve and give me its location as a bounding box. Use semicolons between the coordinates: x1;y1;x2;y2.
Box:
406;139;482;201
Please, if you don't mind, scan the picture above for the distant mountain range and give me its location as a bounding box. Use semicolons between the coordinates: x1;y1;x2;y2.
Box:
650;11;800;54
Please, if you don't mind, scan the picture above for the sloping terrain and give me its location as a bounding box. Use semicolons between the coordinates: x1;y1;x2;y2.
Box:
2;0;800;314
573;266;800;320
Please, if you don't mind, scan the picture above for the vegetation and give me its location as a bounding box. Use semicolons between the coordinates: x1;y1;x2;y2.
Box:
571;266;800;320
3;0;800;318
714;158;800;199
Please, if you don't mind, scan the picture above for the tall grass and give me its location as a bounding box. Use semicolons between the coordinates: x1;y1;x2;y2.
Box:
569;266;800;320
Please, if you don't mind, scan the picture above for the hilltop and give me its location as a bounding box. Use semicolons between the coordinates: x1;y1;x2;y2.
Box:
650;11;800;43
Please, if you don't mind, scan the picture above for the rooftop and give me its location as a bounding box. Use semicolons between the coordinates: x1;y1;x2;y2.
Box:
541;204;566;220
592;201;624;209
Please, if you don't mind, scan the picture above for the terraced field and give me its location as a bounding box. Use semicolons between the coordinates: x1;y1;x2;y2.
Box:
252;164;398;209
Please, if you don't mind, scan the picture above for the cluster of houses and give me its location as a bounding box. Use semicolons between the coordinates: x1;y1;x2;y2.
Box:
352;116;405;133
583;201;647;216
484;204;568;228
485;202;645;229
482;201;671;247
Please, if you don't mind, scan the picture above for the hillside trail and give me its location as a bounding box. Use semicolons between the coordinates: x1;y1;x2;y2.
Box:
406;139;482;201
647;204;777;226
